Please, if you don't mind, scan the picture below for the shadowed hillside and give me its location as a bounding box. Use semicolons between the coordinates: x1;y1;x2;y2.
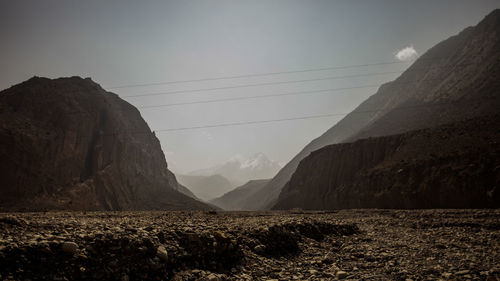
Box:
210;179;270;210
273;115;500;209
0;77;213;211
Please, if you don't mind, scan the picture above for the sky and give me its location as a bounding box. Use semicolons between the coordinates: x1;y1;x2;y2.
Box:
1;0;498;173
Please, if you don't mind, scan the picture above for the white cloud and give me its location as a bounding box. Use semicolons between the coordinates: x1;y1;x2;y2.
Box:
395;45;418;61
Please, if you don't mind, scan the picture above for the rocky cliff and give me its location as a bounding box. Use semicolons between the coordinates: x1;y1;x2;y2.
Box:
0;76;212;211
247;9;500;210
273;115;500;209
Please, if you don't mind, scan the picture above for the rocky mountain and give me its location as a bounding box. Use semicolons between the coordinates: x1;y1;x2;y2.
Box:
244;9;500;210
273;115;500;209
176;174;234;201
173;183;197;199
189;153;281;185
0;76;213;211
210;179;270;210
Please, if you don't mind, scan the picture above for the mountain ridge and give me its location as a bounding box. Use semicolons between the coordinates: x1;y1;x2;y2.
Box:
0;76;213;211
273;115;500;209
210;179;270;210
176;174;235;202
189;152;281;185
244;9;500;210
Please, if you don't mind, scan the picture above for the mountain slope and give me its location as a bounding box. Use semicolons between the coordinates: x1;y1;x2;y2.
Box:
189;153;281;185
273;115;500;209
247;9;500;210
210;179;270;210
0;76;213;211
176;174;235;201
173;183;197;199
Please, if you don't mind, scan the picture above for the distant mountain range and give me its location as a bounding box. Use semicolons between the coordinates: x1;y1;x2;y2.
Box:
234;9;500;210
176;174;235;201
189;153;281;185
0;77;213;211
210;179;270;210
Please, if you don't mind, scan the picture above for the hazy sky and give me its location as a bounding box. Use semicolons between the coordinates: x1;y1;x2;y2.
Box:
1;0;498;173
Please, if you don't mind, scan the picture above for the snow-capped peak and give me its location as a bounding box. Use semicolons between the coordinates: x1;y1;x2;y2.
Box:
189;152;282;184
240;153;274;169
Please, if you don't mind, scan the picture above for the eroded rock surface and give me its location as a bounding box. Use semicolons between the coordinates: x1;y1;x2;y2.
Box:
0;76;211;211
274;115;500;210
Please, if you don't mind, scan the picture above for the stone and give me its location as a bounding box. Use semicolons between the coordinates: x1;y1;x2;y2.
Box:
442;272;452;278
61;242;78;254
156;246;168;263
205;273;220;281
254;244;266;254
336;270;348;279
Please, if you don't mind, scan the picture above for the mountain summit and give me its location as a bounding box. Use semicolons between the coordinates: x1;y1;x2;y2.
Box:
0;76;212;211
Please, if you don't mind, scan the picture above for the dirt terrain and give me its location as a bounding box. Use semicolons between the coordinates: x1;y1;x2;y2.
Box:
0;210;499;280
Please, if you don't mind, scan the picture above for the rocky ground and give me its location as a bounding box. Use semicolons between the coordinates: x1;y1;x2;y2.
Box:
0;210;499;281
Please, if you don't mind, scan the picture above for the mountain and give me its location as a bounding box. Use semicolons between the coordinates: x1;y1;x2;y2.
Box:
189;153;281;185
210;179;270;210
176;174;234;201
244;9;500;210
173;183;197;199
273;115;500;209
0;76;213;211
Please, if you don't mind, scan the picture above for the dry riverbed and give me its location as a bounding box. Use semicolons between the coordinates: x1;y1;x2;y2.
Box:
0;210;499;280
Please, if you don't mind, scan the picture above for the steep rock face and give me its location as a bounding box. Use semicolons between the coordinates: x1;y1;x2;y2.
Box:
273;116;500;210
0;76;212;211
248;9;500;210
210;179;270;210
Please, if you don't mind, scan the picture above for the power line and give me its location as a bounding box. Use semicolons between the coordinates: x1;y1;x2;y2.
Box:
151;102;452;132
107;61;413;89
27;61;477;115
55;76;452;115
122;71;403;98
137;78;441;109
107;55;464;90
137;85;380;109
121;61;477;99
96;98;490;135
155;113;348;132
60;77;441;114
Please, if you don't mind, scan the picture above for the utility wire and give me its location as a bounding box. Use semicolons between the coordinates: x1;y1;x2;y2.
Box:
121;62;476;99
137;85;380;109
137;78;439;109
17;62;476;115
60;77;441;115
107;55;461;90
96;98;491;135
122;71;403;98
107;61;411;89
153;101;462;132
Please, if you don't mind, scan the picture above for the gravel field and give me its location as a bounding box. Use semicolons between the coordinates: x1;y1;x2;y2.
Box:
0;210;499;280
